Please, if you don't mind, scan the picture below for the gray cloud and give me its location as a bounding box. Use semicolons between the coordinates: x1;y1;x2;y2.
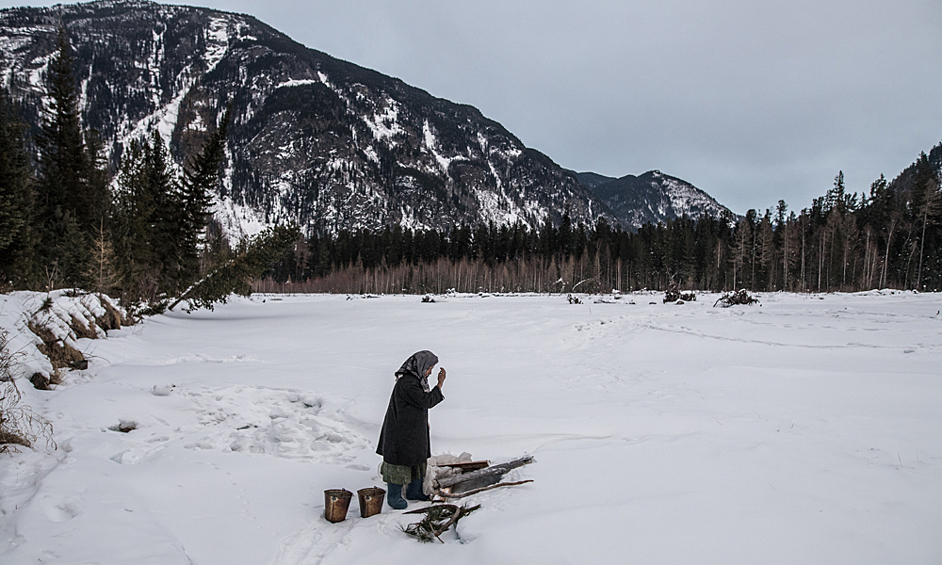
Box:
4;0;941;213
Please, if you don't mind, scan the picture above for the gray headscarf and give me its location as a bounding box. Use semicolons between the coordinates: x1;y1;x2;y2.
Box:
395;350;439;392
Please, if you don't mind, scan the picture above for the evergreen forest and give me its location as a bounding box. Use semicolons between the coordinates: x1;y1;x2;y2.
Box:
257;163;942;296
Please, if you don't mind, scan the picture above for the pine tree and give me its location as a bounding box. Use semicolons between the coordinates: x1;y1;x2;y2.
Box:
86;220;121;297
775;201;789;289
112;133;180;301
112;138;148;293
179;107;232;284
757;211;775;290
34;26;109;288
167;224;301;311
913;153;941;290
826;171;846;215
0;89;35;288
145;131;185;293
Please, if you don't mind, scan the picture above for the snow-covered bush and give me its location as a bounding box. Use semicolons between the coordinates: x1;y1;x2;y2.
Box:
664;288;697;303
713;289;759;308
0;329;52;452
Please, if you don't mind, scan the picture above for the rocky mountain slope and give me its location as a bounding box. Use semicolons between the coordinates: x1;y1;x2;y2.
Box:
575;170;736;226
0;0;732;236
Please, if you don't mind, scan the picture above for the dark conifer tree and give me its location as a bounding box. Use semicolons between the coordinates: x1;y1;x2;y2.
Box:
112;132;179;301
168;224;301;311
913;153;941;289
179;107;232;284
0;89;35;288
34;26;109;288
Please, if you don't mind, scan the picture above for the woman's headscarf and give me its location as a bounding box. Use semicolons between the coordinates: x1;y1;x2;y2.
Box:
395;350;439;392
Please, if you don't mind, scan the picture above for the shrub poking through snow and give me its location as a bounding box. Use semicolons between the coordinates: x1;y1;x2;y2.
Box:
69;315;98;340
29;372;52;391
402;503;480;543
714;289;759;308
108;419;138;433
21;292;126;378
93;298;126;330
664;286;697;303
27;320;85;372
0;330;53;452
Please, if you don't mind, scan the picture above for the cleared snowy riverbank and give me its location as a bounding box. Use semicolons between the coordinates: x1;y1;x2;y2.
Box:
1;291;940;564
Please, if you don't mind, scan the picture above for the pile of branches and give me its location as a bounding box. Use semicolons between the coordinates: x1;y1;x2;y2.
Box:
713;289;759;308
664;288;697;303
399;455;534;543
402;503;480;543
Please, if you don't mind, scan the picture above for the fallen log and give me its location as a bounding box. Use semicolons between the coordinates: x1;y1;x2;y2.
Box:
435;455;534;493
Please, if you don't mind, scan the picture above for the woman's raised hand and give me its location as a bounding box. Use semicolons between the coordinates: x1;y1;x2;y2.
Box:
437;367;447;389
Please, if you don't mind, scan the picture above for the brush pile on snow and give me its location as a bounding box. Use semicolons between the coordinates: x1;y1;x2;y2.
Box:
713;288;759;307
0;291;127;389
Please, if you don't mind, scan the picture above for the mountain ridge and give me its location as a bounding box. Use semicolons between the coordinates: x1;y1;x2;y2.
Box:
576;169;737;225
0;0;734;236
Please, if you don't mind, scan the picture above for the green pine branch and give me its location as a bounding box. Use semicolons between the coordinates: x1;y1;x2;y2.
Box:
168;224;301;312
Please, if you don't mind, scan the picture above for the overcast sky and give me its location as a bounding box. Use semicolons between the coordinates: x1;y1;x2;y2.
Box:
3;0;941;214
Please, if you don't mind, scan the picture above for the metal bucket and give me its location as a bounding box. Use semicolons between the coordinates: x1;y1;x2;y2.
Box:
357;487;386;518
324;489;353;523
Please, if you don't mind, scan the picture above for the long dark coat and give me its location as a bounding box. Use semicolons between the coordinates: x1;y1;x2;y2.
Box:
376;374;444;466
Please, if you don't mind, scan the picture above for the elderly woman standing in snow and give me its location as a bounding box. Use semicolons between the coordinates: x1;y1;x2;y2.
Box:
376;350;446;509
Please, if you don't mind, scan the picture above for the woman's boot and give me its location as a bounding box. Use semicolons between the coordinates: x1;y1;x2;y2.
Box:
405;477;430;501
386;483;407;509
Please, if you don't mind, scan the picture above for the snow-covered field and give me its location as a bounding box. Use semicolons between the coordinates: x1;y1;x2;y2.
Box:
1;291;940;564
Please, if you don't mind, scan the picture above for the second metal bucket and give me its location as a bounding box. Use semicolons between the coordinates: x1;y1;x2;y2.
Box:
324;489;353;523
357;486;385;518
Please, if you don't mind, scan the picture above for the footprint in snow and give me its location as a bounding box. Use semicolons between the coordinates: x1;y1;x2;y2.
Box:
40;496;80;523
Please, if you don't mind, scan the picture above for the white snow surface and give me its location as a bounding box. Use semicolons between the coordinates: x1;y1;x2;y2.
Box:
1;291;940;564
276;79;322;90
211;194;269;240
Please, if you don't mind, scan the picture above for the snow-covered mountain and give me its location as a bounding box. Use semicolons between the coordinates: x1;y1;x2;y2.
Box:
0;0;732;236
576;170;736;227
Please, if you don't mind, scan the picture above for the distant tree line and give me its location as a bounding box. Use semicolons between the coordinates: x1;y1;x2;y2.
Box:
0;28;297;310
258;162;942;295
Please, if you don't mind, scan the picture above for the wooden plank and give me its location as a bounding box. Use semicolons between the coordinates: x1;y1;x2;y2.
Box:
439;460;490;471
439;479;534;499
